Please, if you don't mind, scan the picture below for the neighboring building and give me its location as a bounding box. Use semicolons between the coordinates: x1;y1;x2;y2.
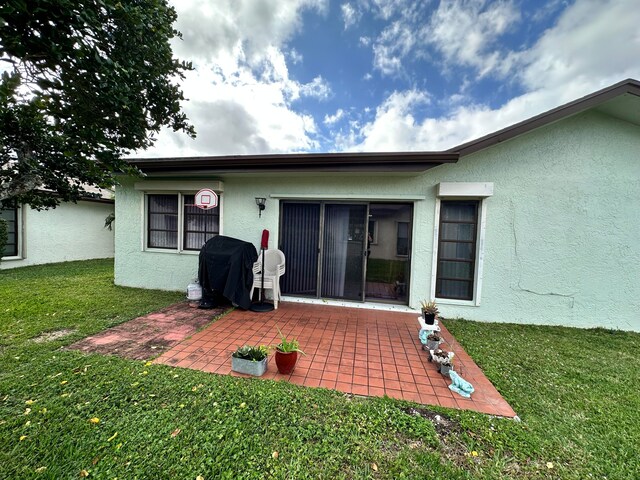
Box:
114;79;640;331
1;194;115;269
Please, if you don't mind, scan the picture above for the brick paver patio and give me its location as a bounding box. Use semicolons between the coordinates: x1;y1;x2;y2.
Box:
67;303;226;359
154;302;516;417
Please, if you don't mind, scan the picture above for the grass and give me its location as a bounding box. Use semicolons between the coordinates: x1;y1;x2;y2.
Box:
366;259;406;284
1;259;639;479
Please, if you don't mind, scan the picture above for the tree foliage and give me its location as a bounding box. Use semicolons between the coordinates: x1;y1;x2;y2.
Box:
0;0;195;209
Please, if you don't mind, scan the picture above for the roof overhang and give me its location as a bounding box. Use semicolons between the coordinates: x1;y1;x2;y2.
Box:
450;78;640;157
127;151;459;175
126;79;639;172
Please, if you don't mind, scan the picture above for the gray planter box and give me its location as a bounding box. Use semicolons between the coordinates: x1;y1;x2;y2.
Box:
231;356;268;376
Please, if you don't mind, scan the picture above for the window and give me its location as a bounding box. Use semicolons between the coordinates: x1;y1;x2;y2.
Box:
396;222;409;256
146;193;220;251
1;206;18;257
148;195;179;249
368;220;378;245
435;201;478;300
183;194;220;250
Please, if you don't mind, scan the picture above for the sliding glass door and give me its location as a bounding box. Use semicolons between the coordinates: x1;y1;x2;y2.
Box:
279;201;411;304
279;202;320;296
321;204;367;301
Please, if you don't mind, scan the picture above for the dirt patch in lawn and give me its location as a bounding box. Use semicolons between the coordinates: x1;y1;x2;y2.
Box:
66;303;226;360
32;329;78;343
402;406;474;466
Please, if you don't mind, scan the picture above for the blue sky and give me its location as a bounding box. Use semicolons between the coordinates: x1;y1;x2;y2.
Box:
145;0;640;157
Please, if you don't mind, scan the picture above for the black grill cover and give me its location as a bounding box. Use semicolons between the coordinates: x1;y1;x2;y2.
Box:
198;236;258;309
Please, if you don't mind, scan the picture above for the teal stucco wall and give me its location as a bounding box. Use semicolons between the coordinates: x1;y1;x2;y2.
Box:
115;110;640;330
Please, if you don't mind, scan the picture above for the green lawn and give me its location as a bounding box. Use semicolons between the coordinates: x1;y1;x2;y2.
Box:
1;259;639;479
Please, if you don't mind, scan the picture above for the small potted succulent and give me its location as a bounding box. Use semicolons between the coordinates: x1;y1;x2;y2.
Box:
420;300;439;325
431;348;454;376
425;331;442;351
438;357;454;376
274;327;305;375
231;345;269;376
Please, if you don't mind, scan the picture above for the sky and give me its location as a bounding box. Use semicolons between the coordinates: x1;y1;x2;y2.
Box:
143;0;640;157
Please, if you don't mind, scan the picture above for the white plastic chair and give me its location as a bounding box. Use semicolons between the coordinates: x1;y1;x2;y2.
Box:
250;249;286;309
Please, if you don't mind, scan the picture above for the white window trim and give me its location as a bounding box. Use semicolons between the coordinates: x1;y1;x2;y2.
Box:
430;193;490;307
142;191;223;254
1;205;23;261
437;182;494;197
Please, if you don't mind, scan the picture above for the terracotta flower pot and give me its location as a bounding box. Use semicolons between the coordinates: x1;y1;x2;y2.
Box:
275;350;298;374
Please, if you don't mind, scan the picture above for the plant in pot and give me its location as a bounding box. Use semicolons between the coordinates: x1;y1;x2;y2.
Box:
231;345;269;376
431;348;454;376
274;327;305;375
420;300;439;325
425;331;442;351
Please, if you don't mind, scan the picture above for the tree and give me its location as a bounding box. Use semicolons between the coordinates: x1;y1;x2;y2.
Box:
0;0;195;209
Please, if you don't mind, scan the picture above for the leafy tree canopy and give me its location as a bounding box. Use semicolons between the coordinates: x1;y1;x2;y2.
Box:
0;0;195;209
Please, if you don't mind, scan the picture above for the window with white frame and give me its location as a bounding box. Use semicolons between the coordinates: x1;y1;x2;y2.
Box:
431;182;493;304
1;206;19;257
146;193;220;251
435;201;478;300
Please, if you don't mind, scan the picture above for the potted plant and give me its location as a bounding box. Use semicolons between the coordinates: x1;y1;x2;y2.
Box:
431;348;454;376
438;357;454;376
274;327;305;375
231;345;269;376
425;331;442;351
420;300;439;325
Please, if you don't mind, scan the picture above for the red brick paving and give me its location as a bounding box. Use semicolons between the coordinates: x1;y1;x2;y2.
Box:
154;302;516;417
66;303;225;360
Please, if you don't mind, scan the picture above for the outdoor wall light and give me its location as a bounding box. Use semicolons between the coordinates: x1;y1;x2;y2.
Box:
255;197;266;217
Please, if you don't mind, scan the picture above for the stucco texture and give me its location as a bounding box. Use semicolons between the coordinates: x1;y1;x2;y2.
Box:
115;110;640;330
1;200;114;269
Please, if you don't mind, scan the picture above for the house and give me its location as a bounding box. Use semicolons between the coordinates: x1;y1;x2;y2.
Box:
1;192;115;269
114;79;640;331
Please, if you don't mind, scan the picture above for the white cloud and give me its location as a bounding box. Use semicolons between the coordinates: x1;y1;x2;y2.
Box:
324;108;346;125
288;48;304;64
341;3;360;29
369;0;410;20
372;20;417;76
368;0;520;78
140;0;328;157
300;76;333;100
147;62;319;157
425;0;521;77
350;90;431;151
141;0;640;158
172;0;327;67
344;0;640;151
518;0;640;90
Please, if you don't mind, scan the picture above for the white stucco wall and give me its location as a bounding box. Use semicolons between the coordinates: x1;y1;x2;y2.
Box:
114;110;640;330
432;110;640;330
1;200;115;269
369;209;412;261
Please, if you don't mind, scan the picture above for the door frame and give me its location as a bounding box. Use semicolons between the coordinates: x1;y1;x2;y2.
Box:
279;200;414;305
